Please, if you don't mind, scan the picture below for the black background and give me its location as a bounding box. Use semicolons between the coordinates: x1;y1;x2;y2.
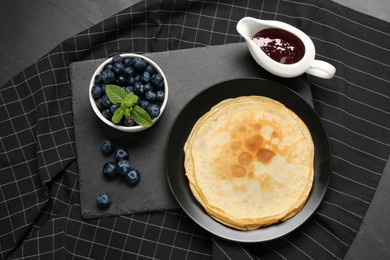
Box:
1;1;389;259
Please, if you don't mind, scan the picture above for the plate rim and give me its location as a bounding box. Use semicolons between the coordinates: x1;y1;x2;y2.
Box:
165;77;332;243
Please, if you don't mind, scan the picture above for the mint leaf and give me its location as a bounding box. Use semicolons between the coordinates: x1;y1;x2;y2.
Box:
125;108;131;118
106;85;127;105
104;86;152;127
112;108;125;124
131;105;153;127
123;92;138;108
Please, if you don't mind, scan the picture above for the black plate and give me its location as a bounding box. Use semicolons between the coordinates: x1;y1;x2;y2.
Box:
165;78;331;243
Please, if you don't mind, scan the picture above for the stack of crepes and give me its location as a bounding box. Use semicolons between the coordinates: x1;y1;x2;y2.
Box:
184;96;314;230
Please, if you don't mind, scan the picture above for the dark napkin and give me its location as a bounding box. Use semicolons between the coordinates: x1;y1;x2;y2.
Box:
70;42;312;219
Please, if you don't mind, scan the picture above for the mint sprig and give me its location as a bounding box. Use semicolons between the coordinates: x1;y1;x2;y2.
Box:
106;85;153;127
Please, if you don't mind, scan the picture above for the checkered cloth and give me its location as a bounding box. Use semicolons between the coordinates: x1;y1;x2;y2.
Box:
1;0;390;259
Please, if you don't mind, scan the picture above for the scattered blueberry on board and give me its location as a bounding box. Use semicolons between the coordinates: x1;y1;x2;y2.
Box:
103;162;118;178
100;138;115;155
97;139;141;210
96;192;112;209
124;168;141;186
92;54;166;127
117;159;132;176
114;147;129;161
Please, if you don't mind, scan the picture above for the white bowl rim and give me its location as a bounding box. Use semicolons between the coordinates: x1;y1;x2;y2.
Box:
89;53;169;132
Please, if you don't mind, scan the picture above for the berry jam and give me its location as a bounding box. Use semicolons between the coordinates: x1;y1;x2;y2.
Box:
252;28;305;64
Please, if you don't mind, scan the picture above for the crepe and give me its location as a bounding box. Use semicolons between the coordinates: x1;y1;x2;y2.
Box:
184;96;314;230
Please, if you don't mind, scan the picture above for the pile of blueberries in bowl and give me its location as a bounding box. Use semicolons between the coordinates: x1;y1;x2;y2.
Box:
89;53;168;132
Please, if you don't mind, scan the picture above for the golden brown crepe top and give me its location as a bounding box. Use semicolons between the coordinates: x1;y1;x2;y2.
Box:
184;96;314;230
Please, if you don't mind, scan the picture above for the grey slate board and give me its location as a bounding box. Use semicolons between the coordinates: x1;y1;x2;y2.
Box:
70;42;312;219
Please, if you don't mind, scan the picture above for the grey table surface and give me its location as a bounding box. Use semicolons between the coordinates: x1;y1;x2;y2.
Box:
0;1;389;259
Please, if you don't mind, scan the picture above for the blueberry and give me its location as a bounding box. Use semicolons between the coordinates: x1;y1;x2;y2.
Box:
127;76;135;85
117;159;132;175
116;75;127;86
112;54;122;63
110;104;119;114
102;108;112;120
147;104;160;118
124;168;140;186
156;90;165;101
103;162;118;178
94;74;103;84
101;138;115;155
145;91;156;102
101;83;107;93
114;147;129;161
95;98;104;109
150;73;164;88
97;192;112;209
143;83;153;93
133;82;143;95
103;63;113;71
124;66;135;77
101;70;115;83
113;62;125;75
123;58;133;67
91;85;103;98
144;64;155;76
101;95;112;107
133;74;141;82
140;84;149;94
131;57;147;71
124;86;134;93
123;117;135;127
140;99;150;110
140;71;150;84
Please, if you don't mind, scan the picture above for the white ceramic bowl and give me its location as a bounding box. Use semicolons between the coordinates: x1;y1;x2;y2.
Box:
89;53;168;132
